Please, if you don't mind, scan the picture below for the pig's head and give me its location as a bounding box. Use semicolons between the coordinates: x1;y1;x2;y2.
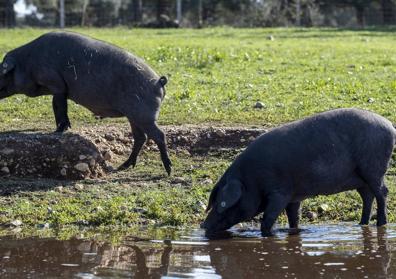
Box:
0;57;16;99
201;177;260;235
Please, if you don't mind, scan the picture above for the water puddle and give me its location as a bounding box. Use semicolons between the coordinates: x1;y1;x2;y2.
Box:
1;223;395;278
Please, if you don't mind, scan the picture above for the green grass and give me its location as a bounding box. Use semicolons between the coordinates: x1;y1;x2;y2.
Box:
1;150;395;232
0;27;395;128
0;27;396;234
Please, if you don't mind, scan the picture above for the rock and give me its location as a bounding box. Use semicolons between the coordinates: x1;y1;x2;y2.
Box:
74;183;84;191
131;207;148;214
10;220;22;227
77;220;89;226
0;148;14;155
202;178;213;185
89;158;96;167
79;155;87;160
60;168;67;176
120;137;131;144
105;164;115;172
1;167;10;174
74;162;90;173
254;101;265;109
215;130;226;137
38;223;50;229
172;177;186;184
112;146;124;155
92;206;104;213
55;186;64;192
304;211;318;221
198;200;206;211
318;204;329;213
105;133;115;141
103;151;112;161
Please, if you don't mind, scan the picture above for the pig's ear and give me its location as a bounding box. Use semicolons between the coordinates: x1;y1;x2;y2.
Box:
216;179;242;213
0;57;15;76
206;185;219;212
159;76;168;87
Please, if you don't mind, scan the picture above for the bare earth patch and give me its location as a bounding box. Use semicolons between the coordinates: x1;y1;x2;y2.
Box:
0;124;267;180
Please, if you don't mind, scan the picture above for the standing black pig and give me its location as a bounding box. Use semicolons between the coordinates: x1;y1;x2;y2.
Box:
202;108;395;236
0;31;171;174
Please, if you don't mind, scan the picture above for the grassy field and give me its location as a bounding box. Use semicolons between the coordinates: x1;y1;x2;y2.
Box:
0;27;396;234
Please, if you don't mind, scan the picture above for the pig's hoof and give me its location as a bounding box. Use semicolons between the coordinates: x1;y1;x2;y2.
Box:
163;160;172;176
376;221;387;227
261;230;274;237
288;228;302;235
55;122;71;133
117;159;135;171
105;165;116;172
165;165;172;176
117;164;130;171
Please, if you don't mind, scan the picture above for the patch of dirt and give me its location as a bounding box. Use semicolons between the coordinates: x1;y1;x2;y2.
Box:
0;132;106;180
0;124;268;180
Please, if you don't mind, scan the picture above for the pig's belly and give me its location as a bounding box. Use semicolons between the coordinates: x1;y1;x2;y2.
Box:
69;96;124;118
90;107;124;118
291;174;362;202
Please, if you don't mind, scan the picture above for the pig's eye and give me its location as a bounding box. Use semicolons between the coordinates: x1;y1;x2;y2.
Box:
220;201;226;207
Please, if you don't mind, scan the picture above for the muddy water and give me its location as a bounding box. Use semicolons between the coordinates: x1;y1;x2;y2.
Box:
1;224;395;278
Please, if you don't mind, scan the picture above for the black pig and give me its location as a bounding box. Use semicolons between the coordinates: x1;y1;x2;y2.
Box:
202;108;395;236
0;31;171;174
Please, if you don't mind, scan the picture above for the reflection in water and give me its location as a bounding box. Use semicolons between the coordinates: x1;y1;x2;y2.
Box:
0;224;395;278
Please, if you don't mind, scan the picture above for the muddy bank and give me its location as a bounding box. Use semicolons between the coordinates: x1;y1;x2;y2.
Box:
0;125;267;180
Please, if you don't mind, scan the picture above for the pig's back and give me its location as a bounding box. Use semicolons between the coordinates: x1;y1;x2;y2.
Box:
21;31;160;111
233;108;395;183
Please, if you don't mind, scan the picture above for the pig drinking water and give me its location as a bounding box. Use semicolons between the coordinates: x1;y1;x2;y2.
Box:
0;31;171;174
202;108;395;236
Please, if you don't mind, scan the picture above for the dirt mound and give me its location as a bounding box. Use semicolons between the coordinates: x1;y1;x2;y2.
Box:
0;132;106;180
0;125;268;180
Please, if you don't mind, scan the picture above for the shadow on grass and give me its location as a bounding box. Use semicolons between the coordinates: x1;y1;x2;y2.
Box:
0;177;76;196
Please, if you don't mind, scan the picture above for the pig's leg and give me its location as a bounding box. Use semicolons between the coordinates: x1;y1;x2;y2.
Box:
357;187;374;225
37;73;70;133
141;122;172;176
118;122;147;170
286;202;301;229
261;193;290;237
374;181;388;226
52;93;71;132
365;177;388;226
